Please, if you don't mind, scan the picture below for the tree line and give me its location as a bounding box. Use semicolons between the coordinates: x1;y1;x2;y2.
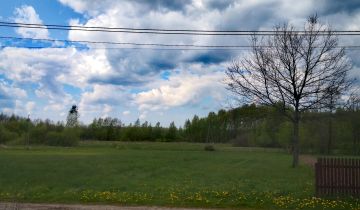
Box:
0;112;179;146
0;102;359;155
184;103;360;155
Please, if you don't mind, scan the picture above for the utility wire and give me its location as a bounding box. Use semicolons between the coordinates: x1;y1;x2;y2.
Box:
2;21;360;33
0;45;254;51
0;36;253;48
0;24;287;35
2;21;360;35
2;36;360;50
2;44;360;51
0;21;272;32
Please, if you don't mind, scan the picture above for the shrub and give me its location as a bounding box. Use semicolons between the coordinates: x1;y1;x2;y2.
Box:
204;145;215;151
0;125;18;144
231;132;250;147
29;125;48;144
45;129;79;147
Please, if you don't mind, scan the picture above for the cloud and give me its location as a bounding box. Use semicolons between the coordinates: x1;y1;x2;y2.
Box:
58;0;115;16
0;47;108;120
0;47;72;83
77;83;135;121
0;47;77;103
1;84;27;99
139;111;147;121
80;84;130;106
0;80;27;113
2;0;360;125
79;90;129;122
13;5;49;39
205;0;236;10
0;47;115;93
134;69;226;111
61;1;241;90
185;50;233;65
319;0;360;16
0;89;14;109
59;0;193;16
58;0;321;90
122;110;130;115
25;101;35;114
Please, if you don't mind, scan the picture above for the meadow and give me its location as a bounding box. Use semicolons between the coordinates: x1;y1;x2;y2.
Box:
0;142;359;210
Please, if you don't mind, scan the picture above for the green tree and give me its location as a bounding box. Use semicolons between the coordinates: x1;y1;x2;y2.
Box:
165;121;177;141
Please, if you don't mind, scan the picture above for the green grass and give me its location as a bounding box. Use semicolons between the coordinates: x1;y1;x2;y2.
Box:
0;142;358;209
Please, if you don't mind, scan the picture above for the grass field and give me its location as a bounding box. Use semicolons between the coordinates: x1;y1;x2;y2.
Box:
0;142;358;209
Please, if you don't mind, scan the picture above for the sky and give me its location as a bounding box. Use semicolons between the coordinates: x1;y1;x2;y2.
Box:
0;0;360;126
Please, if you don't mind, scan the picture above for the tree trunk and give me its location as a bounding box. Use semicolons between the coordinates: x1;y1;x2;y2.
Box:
292;111;300;168
327;113;333;155
353;126;357;155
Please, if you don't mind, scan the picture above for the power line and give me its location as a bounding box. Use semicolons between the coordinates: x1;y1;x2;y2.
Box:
2;21;360;36
0;24;285;35
2;45;360;51
2;21;360;33
0;21;270;32
0;36;253;48
2;36;360;50
0;45;253;51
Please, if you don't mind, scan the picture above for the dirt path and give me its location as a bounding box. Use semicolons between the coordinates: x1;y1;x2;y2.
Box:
299;154;317;167
0;203;230;210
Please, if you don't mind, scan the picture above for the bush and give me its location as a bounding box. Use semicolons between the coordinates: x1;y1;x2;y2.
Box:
29;125;48;144
45;129;79;147
0;125;18;144
204;145;215;151
231;132;250;147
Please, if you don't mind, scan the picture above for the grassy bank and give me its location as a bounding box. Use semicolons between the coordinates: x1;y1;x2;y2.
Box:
0;142;358;209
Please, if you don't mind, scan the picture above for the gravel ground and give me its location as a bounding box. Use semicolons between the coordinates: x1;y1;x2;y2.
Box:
299;154;317;168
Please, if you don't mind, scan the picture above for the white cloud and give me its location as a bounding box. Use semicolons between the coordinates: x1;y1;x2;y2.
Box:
0;80;27;113
25;101;35;114
1;0;359;125
59;0;325;93
0;46;129;123
58;0;89;14
12;100;35;117
0;80;34;117
101;104;113;118
0;47;73;83
44;102;67;112
61;1;243;88
78;84;132;122
134;70;226;111
13;5;49;39
0;81;27;99
139;111;147;121
58;0;116;16
103;104;113;113
0;47;113;90
122;110;130;115
79;84;129;106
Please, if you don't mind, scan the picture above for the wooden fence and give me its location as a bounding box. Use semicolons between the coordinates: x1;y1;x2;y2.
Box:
315;157;360;197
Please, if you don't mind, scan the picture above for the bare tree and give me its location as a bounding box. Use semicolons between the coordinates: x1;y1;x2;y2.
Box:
225;15;352;167
345;88;360;111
